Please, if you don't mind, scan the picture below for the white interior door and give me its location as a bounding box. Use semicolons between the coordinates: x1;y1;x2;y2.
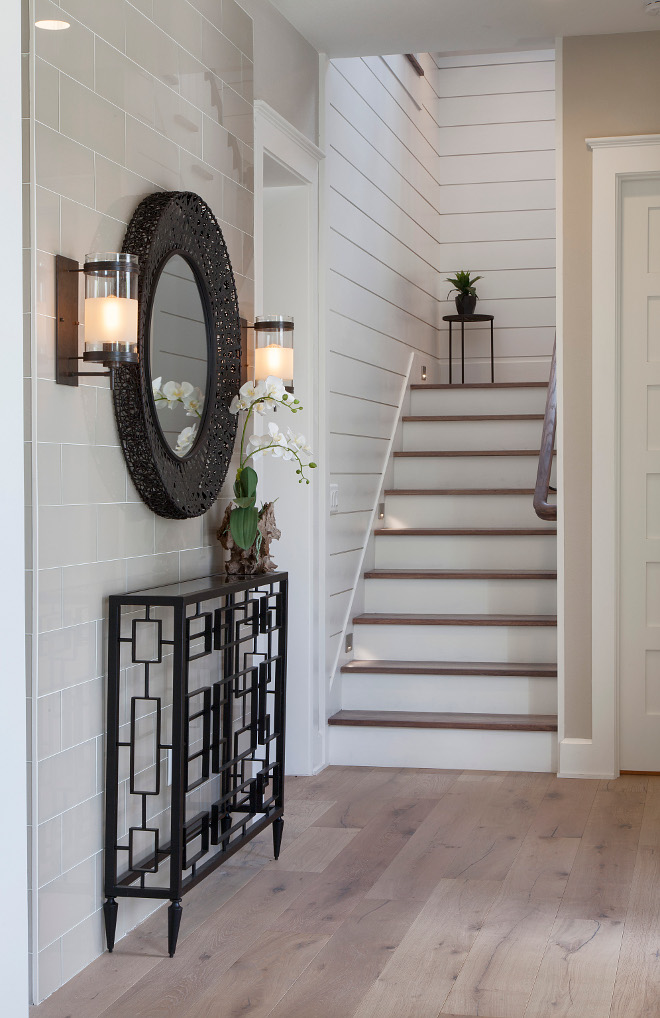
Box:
619;173;660;770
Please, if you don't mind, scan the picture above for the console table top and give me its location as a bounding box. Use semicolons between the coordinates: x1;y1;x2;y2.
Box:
110;570;289;605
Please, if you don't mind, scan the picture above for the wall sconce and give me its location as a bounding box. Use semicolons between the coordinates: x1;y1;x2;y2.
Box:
253;315;294;389
56;252;139;387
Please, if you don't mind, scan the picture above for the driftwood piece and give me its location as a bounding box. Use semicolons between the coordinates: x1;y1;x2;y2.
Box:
217;501;281;575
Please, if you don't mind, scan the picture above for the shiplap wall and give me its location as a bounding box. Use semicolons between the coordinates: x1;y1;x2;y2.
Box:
325;53;444;683
430;49;556;379
325;49;555;686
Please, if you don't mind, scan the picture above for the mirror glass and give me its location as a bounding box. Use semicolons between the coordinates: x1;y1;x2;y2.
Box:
150;254;208;458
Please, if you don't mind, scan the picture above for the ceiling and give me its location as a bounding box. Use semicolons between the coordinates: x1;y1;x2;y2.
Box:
269;0;660;58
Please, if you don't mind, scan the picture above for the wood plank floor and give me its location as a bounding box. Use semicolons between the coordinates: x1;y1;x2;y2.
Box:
32;768;660;1018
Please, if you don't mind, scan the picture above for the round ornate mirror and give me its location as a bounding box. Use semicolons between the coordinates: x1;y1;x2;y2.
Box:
113;192;241;519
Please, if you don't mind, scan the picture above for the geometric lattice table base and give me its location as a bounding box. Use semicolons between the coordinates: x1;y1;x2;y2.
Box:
104;572;288;956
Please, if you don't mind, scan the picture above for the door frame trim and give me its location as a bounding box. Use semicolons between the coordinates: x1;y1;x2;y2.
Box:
253;101;326;775
564;135;660;779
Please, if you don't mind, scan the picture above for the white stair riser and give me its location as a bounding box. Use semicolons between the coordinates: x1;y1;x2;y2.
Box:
364;577;557;615
410;387;547;416
341;673;557;715
403;419;544;452
393;455;556;489
375;533;556;570
385;493;556;529
329;726;557;772
353;623;557;662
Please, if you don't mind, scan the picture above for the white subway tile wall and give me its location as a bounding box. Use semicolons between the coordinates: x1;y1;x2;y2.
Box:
26;0;253;1000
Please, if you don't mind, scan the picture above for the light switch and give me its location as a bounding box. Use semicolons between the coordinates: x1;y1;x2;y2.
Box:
329;483;339;515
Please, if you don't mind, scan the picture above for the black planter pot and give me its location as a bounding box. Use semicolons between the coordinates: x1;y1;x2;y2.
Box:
455;293;477;315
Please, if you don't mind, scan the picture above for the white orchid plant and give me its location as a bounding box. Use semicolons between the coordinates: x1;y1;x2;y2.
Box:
152;377;204;456
228;375;316;550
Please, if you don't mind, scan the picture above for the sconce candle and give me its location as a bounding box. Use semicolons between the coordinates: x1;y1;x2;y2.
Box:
83;253;139;365
253;315;294;387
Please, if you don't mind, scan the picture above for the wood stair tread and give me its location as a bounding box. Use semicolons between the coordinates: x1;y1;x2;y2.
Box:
364;568;557;580
341;659;558;677
373;527;556;536
384;488;537;495
353;612;557;626
328;709;558;732
410;381;548;390
394;449;556;457
402;414;544;422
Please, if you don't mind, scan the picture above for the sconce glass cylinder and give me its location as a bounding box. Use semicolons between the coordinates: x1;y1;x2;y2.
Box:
83;252;139;366
253;315;294;384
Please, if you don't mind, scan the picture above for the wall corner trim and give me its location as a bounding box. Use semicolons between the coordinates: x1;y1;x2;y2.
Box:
254;100;325;163
587;134;660;150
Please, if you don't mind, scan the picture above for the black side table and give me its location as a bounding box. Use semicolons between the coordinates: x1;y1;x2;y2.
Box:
443;314;495;384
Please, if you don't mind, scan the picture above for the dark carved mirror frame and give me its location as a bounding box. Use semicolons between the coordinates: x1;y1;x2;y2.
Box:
113;191;241;519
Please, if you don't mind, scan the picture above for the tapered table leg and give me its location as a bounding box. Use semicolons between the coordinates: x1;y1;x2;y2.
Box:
272;816;284;860
103;897;118;953
168;900;183;957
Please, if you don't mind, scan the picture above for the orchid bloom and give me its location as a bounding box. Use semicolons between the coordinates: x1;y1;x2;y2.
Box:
175;425;197;456
262;375;287;406
287;429;312;454
230;379;268;415
248;422;290;459
152;376;163;399
162;380;194;408
183;387;204;417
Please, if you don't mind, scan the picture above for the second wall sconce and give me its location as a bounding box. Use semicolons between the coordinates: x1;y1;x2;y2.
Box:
56;252;139;387
241;315;294;392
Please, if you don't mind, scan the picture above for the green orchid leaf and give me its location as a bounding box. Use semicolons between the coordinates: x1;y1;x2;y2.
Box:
230;505;259;549
233;495;256;509
241;466;258;496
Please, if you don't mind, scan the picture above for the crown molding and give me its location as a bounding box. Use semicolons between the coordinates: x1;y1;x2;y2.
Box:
587;134;660;150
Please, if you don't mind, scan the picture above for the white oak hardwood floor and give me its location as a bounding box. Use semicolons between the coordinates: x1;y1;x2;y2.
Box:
32;767;660;1018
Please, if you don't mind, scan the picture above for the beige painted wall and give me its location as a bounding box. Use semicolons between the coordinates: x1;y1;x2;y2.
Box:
562;31;660;738
240;0;319;144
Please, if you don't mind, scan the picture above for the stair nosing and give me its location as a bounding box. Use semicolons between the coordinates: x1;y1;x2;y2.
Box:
384;488;537;496
341;659;558;677
373;527;556;536
410;381;548;390
402;414;544;422
364;568;557;580
353;612;557;627
394;449;556;457
328;709;558;732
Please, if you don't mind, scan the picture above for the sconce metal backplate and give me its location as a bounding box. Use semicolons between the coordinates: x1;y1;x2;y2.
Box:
55;254;80;386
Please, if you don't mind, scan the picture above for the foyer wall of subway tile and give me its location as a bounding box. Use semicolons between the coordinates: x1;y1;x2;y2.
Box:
26;0;254;1001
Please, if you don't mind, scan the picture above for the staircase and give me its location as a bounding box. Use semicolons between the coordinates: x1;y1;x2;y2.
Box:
329;380;558;773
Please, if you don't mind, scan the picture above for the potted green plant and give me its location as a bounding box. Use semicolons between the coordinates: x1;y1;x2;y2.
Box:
446;270;483;315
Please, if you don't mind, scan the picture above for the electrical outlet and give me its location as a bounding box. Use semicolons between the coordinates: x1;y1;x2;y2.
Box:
329;483;339;515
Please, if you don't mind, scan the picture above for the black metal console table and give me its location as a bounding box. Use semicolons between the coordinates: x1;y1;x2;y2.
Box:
443;313;495;384
103;571;288;957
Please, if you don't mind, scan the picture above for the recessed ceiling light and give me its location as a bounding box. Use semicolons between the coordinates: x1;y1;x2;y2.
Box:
645;0;660;13
35;19;70;31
